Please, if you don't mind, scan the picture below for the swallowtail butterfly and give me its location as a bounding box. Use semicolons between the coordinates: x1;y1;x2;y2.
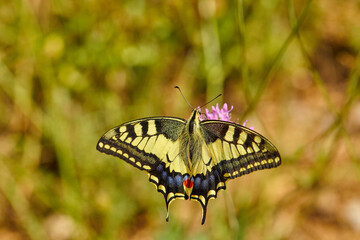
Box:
97;107;281;224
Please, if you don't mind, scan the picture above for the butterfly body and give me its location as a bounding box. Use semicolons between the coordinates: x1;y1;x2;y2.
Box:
97;109;281;224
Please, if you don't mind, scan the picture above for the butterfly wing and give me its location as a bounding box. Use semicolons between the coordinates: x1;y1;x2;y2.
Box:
190;120;281;224
96;117;189;220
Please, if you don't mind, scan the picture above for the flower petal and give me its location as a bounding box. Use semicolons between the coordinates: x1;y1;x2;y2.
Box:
198;103;237;123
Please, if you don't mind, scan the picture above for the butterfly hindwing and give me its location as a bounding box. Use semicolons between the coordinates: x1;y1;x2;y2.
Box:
96;117;192;217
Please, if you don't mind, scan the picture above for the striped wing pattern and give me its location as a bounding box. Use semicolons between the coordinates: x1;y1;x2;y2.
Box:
190;121;281;223
97;111;281;224
96;117;189;217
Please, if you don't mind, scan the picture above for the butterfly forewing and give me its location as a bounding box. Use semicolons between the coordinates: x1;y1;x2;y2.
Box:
200;121;281;178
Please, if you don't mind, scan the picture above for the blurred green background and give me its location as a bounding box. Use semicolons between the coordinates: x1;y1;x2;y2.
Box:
1;0;360;239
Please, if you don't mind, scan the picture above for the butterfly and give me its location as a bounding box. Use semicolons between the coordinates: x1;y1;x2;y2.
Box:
96;107;281;224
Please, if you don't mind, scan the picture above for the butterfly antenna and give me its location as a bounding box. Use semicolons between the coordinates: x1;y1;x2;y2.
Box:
175;86;193;109
199;93;222;109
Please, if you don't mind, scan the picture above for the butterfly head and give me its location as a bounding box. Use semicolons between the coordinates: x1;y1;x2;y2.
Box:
187;109;202;133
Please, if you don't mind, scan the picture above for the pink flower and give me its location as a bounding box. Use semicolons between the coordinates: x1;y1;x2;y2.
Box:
198;103;254;130
198;103;233;121
242;120;254;131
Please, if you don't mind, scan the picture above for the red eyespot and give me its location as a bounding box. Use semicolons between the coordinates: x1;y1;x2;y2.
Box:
183;177;194;189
